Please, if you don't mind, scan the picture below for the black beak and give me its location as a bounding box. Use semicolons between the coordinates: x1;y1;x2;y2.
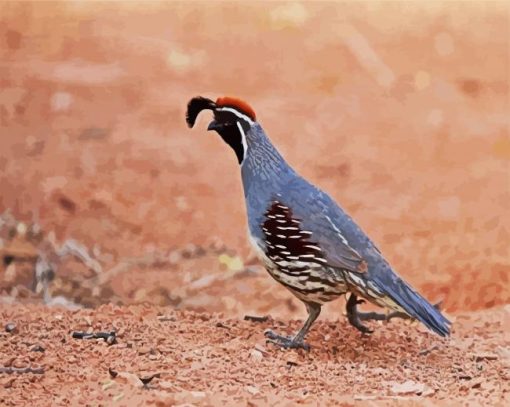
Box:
207;120;222;131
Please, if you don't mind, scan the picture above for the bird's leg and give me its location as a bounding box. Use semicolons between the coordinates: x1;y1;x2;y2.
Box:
360;300;443;321
346;292;407;332
347;293;443;331
265;303;321;351
346;293;374;334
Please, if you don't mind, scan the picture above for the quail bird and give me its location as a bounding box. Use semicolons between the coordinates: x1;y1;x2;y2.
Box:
186;96;451;350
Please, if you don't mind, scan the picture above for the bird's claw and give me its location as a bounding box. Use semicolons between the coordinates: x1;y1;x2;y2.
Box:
346;295;445;333
346;293;374;334
264;330;310;351
346;313;374;334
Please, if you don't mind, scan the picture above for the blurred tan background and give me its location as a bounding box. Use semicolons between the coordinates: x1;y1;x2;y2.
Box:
0;1;508;317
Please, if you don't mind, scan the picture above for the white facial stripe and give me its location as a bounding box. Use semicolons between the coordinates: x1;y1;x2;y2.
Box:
236;121;248;164
217;107;254;125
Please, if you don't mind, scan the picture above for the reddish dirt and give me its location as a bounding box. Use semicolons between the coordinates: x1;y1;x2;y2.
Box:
0;2;509;406
0;304;509;406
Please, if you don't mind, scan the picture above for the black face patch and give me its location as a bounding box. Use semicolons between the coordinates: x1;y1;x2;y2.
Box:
209;110;250;164
215;122;245;164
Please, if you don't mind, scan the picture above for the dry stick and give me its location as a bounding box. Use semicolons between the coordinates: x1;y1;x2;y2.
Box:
55;239;103;275
49;238;172;292
0;366;44;374
91;252;175;287
244;315;269;323
419;344;439;356
77;246;228;294
72;331;117;345
354;395;410;401
86;251;201;290
140;373;160;387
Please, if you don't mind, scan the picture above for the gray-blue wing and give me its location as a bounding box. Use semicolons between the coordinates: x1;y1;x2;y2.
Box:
282;177;451;336
281;178;374;274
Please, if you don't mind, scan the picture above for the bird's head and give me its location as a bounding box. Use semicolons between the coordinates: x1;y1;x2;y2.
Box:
186;96;257;164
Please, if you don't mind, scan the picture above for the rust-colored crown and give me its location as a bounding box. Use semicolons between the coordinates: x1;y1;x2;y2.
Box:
216;96;256;121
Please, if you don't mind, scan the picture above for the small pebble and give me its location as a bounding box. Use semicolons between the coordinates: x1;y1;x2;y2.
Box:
5;323;17;333
30;345;45;353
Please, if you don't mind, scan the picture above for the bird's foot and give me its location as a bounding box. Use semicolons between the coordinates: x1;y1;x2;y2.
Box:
346;309;374;334
264;330;310;351
347;296;406;332
347;294;443;333
346;294;374;334
358;301;443;322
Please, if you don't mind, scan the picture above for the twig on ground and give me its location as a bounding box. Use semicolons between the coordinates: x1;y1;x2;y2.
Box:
0;366;44;374
55;239;103;275
419;344;439;356
354;395;411;401
92;252;174;287
157;316;176;322
140;373;160;388
475;354;498;362
109;367;118;378
72;331;117;345
244;315;269;323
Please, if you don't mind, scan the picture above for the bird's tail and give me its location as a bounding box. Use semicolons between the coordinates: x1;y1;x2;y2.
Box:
371;273;451;337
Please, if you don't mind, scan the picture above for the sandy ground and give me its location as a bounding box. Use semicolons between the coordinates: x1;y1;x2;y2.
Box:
0;303;509;406
0;2;509;406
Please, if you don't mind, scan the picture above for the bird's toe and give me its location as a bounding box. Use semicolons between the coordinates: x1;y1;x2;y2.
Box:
264;330;310;351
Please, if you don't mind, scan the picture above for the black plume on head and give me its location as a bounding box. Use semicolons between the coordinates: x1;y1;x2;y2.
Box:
186;96;216;128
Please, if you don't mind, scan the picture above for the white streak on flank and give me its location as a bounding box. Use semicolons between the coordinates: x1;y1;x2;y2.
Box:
274;214;286;218
275;204;289;210
267;215;276;219
348;273;365;287
300;231;312;236
350;248;362;258
276;226;299;231
324;215;349;245
281;251;291;255
275;219;287;224
291;219;300;224
287;256;299;260
289;235;301;239
367;288;380;298
304;244;322;251
277;234;286;239
275;244;287;250
218;107;255;125
299;254;327;264
236;121;248;164
367;281;383;295
274;260;309;269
